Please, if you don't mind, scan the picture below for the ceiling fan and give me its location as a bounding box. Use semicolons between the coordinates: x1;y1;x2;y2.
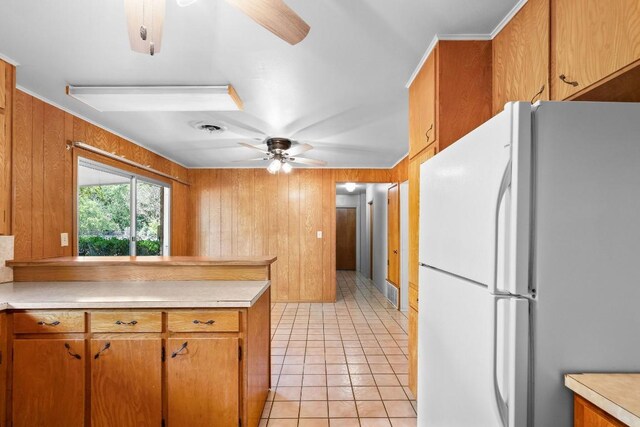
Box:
236;137;327;174
125;0;310;56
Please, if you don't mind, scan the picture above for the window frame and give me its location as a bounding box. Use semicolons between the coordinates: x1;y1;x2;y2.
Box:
77;157;171;256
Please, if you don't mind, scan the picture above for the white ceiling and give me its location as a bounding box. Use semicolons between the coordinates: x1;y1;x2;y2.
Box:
0;0;520;168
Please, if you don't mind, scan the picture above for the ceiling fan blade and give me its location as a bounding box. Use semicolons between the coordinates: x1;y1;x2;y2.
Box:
285;143;313;157
232;157;269;162
224;0;310;45
289;157;327;166
238;142;269;154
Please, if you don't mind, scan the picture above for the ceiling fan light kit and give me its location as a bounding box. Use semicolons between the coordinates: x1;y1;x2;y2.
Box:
238;137;327;173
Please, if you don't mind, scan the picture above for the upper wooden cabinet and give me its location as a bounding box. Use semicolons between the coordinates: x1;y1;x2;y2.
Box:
409;50;437;159
552;0;640;100
493;0;550;114
409;40;493;159
0;60;14;236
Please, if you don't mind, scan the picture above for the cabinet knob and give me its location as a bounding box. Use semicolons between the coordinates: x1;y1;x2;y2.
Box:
425;123;434;143
193;319;215;325
37;320;60;327
559;74;579;87
171;342;189;358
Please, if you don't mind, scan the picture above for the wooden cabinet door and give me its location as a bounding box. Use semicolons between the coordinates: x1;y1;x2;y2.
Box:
492;0;549;114
91;338;162;427
408;307;418;397
574;395;626;427
553;0;640;100
13;339;85;427
408;145;437;288
409;48;437;159
387;184;400;287
167;337;240;427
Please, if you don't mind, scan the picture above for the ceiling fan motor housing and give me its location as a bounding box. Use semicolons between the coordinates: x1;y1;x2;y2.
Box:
266;137;292;153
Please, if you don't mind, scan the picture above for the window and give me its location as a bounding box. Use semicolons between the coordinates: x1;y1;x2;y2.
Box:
77;158;171;256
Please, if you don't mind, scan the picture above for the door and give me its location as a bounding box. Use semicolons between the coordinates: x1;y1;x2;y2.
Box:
419;102;531;295
167;337;240;427
552;0;640;100
91;338;162;427
387;184;400;287
13;339;85;427
335;208;356;270
417;267;529;427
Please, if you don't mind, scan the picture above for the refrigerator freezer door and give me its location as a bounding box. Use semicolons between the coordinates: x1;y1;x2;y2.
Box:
418;267;529;427
419;102;531;295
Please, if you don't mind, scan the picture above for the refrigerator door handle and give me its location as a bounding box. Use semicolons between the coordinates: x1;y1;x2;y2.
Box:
491;295;509;427
491;160;512;296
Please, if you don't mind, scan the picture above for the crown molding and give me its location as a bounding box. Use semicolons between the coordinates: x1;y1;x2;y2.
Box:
405;0;529;88
0;52;19;66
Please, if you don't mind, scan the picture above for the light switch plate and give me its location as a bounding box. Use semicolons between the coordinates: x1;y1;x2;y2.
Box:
61;233;69;247
317;231;323;239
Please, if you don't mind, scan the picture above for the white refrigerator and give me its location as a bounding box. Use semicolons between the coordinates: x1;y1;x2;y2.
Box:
417;101;640;427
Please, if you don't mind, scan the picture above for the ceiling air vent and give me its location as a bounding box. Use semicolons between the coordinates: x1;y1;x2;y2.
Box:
195;123;225;134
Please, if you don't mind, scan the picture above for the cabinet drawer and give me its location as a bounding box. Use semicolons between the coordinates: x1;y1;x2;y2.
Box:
409;286;419;312
91;311;162;333
13;311;85;333
168;311;239;333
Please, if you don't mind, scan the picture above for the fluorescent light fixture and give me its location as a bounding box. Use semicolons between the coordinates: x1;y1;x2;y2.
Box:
66;85;244;112
345;182;357;192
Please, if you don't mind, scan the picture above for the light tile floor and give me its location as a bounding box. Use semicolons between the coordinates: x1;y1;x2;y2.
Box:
262;270;417;427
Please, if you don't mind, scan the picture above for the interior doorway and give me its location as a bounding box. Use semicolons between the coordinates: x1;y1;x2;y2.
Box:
336;208;357;270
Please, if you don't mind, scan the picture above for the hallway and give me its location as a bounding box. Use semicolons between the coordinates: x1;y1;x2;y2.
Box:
263;270;417;427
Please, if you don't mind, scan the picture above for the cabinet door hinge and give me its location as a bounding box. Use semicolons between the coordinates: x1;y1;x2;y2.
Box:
238;345;242;361
161;346;166;362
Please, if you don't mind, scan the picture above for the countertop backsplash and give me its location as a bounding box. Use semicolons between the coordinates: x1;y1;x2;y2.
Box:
0;236;13;283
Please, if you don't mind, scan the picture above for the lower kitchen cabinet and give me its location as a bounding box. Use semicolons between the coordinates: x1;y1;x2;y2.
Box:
573;395;626;427
167;337;240;427
6;292;270;427
91;338;162;427
13;339;85;427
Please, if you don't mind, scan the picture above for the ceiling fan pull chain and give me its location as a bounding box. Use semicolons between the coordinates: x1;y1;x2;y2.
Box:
149;0;155;56
140;0;147;40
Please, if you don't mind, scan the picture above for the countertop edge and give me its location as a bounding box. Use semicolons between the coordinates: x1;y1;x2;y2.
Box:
0;281;271;311
565;374;640;427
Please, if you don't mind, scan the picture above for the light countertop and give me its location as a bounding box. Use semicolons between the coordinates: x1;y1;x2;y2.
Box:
565;373;640;427
0;280;270;309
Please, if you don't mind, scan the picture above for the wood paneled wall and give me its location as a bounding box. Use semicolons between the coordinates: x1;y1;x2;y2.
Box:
190;166;405;302
12;90;191;260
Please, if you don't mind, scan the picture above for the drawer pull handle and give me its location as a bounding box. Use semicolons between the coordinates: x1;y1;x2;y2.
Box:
193;319;215;325
559;74;579;87
37;320;60;327
64;343;82;360
531;85;545;104
94;342;111;359
425;123;434;143
171;342;188;358
115;320;138;326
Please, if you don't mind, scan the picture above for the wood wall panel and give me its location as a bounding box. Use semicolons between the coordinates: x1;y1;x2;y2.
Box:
190;168;401;302
12;90;191;260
